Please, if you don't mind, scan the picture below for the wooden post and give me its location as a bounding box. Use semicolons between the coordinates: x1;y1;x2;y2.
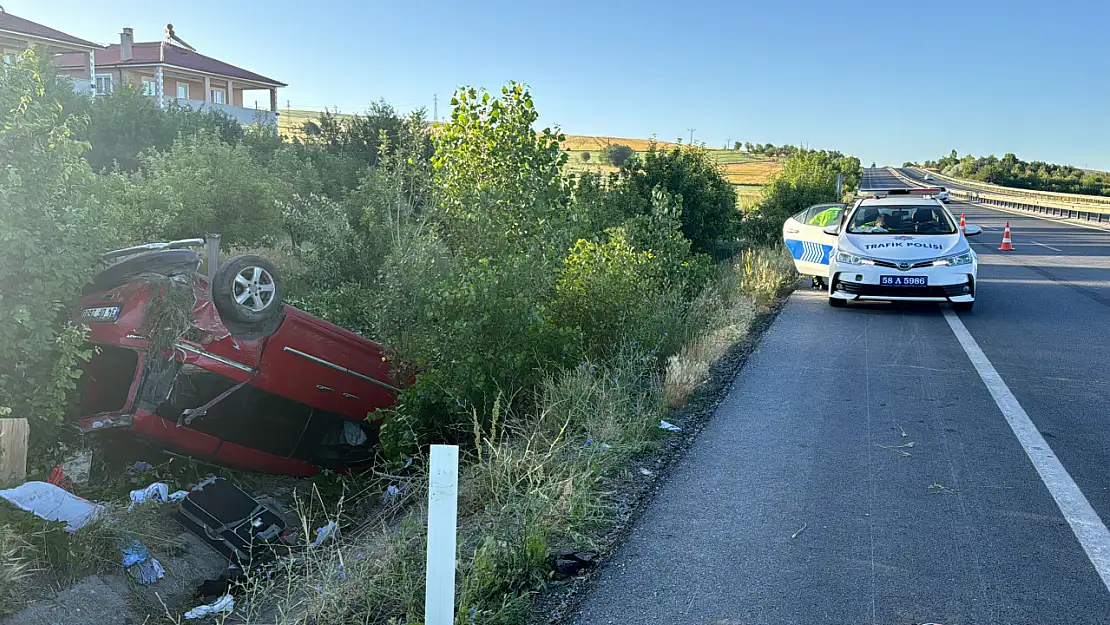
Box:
424;445;459;625
0;419;29;486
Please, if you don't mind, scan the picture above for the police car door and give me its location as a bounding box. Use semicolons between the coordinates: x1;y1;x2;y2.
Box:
783;203;844;278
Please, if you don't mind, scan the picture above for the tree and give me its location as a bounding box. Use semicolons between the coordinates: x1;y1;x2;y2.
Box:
602;143;634;167
740;149;861;244
617;142;738;259
581;151;591;163
733;141;742;151
81;85;242;172
0;50;111;428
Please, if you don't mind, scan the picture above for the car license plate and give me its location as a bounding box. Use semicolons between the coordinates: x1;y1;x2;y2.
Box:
81;306;121;322
880;276;927;287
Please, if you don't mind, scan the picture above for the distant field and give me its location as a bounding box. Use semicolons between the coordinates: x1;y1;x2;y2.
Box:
277;108;332;141
561;135;685;152
277;109;782;188
719;160;781;185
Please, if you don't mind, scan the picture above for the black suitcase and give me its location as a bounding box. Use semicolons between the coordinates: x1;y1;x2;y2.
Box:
176;477;287;565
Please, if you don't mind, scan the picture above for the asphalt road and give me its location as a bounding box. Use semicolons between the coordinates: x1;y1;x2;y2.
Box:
570;170;1110;624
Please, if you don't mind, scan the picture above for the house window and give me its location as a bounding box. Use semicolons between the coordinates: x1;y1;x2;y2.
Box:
141;78;155;96
210;87;226;105
95;74;113;95
3;53;13;65
176;83;189;99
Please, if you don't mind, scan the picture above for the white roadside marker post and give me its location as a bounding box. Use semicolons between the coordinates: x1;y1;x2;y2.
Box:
425;444;460;625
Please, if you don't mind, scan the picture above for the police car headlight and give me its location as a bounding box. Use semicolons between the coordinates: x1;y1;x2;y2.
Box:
835;251;876;265
932;251;973;267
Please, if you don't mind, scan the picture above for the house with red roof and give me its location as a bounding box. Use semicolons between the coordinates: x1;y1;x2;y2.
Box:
0;9;100;92
56;24;286;127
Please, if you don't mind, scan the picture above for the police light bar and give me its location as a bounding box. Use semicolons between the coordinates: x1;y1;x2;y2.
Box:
862;188;945;198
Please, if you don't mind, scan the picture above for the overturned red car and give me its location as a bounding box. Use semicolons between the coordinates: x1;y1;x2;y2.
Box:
71;237;404;476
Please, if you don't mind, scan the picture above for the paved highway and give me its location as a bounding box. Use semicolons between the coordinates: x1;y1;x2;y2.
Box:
570;169;1110;624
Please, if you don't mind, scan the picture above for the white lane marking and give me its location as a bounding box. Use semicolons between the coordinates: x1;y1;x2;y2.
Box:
1030;240;1063;252
943;309;1110;594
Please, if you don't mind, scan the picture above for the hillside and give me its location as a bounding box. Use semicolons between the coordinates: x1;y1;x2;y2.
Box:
277;109;782;195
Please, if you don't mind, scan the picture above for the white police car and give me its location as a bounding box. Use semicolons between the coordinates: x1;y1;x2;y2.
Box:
783;189;982;311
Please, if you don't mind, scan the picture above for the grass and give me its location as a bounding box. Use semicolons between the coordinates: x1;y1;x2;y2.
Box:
734;184;764;207
0;496;183;618
209;247;796;625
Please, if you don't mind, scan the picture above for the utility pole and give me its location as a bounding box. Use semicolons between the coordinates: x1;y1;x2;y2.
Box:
433;94;438;123
687;128;696;145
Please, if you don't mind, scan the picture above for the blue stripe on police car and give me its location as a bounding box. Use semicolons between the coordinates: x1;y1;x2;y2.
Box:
785;239;831;265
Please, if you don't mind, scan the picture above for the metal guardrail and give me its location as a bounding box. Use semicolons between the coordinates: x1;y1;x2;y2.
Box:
947;189;1110;224
912;168;1110;210
889;168;1110;226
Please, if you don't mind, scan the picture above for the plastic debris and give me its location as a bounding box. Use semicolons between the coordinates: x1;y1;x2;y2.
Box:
600;443;613;450
128;482;169;510
310;521;339;548
380;483;408;506
46;466;75;493
658;420;682;433
184;594;234;619
0;481;103;532
122;540;165;585
127;482;186;511
60;450;93;486
130;461;153;473
639;467;654;476
133;557;166;585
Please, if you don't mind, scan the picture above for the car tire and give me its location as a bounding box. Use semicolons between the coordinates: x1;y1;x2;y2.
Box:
85;249;201;294
829;297;847;308
952;301;974;313
212;255;285;325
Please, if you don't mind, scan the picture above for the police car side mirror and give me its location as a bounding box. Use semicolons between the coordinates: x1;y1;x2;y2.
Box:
964;225;983;237
822;225;839;236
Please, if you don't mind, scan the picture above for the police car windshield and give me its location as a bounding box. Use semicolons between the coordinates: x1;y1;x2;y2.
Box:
847;205;956;235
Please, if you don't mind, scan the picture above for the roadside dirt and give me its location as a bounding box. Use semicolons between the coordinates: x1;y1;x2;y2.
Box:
532;291;791;623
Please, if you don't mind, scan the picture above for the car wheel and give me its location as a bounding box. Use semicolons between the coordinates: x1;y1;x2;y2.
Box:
213;255;285;325
952;301;974;313
829;297;847;308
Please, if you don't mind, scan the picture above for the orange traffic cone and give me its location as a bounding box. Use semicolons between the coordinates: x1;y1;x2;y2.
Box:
960;213;966;234
998;222;1014;251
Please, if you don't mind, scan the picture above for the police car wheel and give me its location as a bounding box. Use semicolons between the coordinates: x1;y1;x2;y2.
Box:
828;297;847;308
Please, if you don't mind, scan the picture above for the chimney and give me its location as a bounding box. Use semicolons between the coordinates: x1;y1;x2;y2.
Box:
120;27;133;61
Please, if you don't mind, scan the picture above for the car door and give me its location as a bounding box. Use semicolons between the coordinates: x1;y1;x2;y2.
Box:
783;203;844;277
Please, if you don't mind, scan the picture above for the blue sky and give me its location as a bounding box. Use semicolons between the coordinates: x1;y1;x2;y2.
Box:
12;0;1110;169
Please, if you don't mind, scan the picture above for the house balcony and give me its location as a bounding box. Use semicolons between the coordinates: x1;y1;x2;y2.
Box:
174;98;277;127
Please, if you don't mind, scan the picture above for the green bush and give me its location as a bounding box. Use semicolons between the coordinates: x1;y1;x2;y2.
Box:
553;228;665;355
103;132;289;246
0;51;107;428
81;85;242;172
602;143;634;167
618;143;739;259
740;149;860;244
